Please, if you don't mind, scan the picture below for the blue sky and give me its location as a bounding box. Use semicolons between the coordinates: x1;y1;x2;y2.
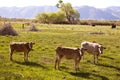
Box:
0;0;119;8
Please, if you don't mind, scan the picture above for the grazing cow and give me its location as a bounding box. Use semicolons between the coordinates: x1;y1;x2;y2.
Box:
54;46;85;71
81;41;106;64
91;24;95;27
111;24;116;29
9;42;35;62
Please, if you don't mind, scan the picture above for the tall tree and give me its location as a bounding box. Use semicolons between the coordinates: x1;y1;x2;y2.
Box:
56;0;80;24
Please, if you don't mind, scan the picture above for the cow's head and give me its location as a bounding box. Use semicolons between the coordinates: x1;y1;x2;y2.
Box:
98;45;106;54
28;42;35;50
77;47;87;57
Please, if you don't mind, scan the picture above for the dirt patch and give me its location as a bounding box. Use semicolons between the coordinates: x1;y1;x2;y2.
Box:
89;31;105;35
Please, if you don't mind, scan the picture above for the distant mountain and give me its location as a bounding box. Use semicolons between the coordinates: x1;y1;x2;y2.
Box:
104;6;120;19
0;6;58;18
0;6;120;20
75;6;120;20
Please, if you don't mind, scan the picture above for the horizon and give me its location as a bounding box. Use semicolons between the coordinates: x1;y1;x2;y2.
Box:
0;0;119;8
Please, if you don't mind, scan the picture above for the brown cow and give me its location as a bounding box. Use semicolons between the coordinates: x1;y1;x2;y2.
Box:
54;46;85;71
9;42;35;62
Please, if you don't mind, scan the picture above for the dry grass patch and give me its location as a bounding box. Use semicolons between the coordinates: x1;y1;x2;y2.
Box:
0;23;18;36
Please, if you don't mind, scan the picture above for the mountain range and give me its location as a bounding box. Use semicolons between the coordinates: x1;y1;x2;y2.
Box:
0;6;120;20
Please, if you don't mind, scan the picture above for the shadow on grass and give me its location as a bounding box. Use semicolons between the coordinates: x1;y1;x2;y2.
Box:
97;63;120;71
55;66;70;71
101;56;114;60
69;72;109;80
60;66;70;70
14;61;48;69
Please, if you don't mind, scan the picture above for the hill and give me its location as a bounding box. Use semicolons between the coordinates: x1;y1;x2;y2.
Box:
75;6;120;20
0;6;120;20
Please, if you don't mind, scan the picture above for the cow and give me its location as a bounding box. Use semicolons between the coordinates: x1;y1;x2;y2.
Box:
111;24;116;29
54;46;86;71
9;42;35;62
81;41;106;64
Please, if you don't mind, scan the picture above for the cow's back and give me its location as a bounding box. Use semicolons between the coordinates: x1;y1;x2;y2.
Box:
10;42;29;52
81;41;99;54
56;47;79;59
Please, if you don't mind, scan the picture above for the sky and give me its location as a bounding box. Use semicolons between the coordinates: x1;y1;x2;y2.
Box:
0;0;119;8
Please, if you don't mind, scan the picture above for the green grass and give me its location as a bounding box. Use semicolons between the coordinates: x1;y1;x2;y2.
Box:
0;24;120;80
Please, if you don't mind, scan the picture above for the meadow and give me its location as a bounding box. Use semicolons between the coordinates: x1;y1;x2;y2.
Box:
0;23;120;80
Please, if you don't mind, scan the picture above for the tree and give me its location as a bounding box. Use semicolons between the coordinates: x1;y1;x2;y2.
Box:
55;11;66;23
35;12;49;23
35;11;65;24
71;9;80;23
56;0;80;24
35;0;79;24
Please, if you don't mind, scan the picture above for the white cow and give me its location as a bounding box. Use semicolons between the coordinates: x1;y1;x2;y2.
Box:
81;41;106;64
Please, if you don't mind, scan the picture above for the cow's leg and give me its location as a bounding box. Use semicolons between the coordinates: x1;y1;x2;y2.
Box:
96;53;99;63
75;59;78;71
58;58;61;70
75;60;78;71
96;56;98;63
24;53;26;61
24;52;27;62
24;51;29;62
10;50;13;61
54;56;58;69
57;55;63;70
94;54;96;64
75;58;80;71
77;57;81;71
26;52;29;62
94;54;98;64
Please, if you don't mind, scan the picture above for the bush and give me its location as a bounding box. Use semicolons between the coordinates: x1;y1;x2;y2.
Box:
0;23;18;36
28;24;39;31
35;11;66;24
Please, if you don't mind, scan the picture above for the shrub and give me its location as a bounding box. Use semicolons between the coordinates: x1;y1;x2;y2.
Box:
35;11;66;24
28;24;39;31
0;23;18;36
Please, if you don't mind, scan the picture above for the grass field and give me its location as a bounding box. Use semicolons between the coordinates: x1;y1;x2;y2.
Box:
0;23;120;80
